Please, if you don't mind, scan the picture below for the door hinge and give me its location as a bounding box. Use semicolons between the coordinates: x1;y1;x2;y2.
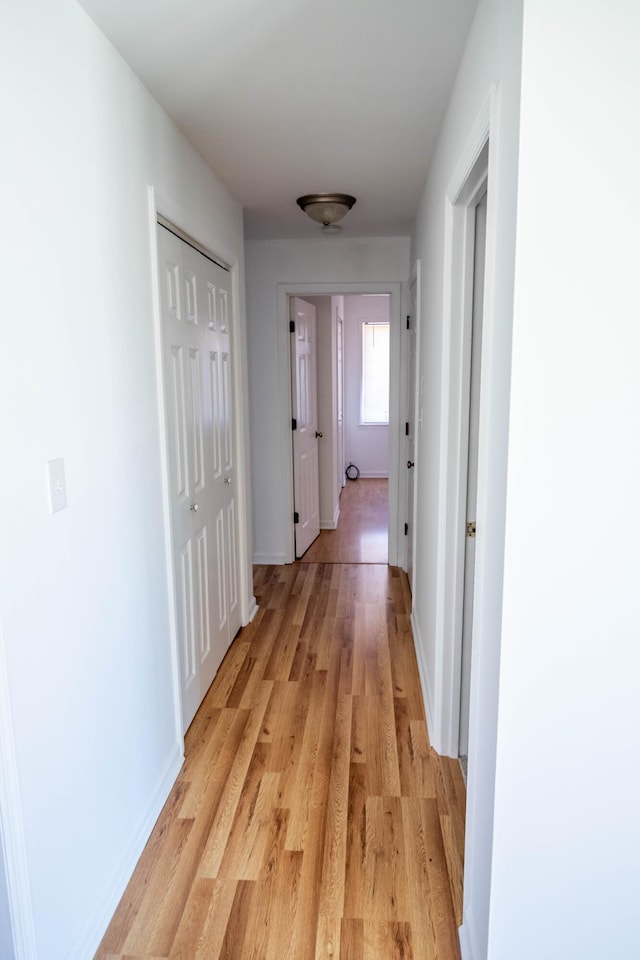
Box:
289;320;295;333
406;315;411;330
292;418;297;431
404;522;409;536
405;421;409;436
466;521;476;538
294;511;300;524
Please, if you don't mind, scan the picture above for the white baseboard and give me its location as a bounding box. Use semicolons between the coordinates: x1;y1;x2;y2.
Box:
354;471;389;479
246;596;259;623
411;609;437;751
66;744;184;960
320;503;340;530
252;553;288;565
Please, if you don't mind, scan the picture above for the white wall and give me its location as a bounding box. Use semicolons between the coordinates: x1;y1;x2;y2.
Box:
303;297;339;528
0;1;250;957
410;0;523;957
488;2;640;957
245;237;410;563
343;295;390;478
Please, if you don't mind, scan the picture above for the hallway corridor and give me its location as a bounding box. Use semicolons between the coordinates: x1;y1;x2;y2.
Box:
96;557;465;959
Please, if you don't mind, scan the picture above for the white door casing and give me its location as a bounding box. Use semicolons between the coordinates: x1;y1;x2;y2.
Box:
459;192;487;760
158;223;241;731
336;312;345;493
405;273;419;590
432;120;491;759
290;297;320;558
276;282;402;567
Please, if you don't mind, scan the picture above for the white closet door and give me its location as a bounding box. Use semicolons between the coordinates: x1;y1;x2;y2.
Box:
157;224;239;731
213;258;241;645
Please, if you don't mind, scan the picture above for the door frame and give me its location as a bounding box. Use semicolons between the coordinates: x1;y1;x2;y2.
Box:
458;187;487;763
147;187;256;746
276;282;404;567
336;309;345;495
405;259;421;594
432;93;495;759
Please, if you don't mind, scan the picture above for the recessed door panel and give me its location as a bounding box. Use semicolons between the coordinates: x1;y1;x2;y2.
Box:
184;271;197;325
169;345;188;500
221;351;232;472
189;348;205;493
207;282;217;331
209;350;222;478
215;507;228;633
219;288;229;334
226;498;238;619
179;540;196;688
165;261;180;322
196;526;211;663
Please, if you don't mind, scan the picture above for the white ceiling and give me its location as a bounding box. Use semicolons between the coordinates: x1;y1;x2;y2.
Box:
77;0;478;240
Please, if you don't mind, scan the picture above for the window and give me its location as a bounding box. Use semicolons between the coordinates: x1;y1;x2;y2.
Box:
361;321;390;424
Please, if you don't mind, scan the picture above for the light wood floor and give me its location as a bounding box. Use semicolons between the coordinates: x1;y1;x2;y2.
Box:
303;478;388;564
96;558;465;960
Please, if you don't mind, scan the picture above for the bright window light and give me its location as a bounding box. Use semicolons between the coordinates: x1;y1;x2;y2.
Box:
361;321;390;424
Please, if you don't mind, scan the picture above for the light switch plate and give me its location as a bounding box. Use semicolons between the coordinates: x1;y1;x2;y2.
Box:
46;458;67;513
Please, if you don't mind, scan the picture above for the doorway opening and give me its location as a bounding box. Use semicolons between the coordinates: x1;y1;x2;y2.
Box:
459;186;487;773
283;284;405;566
288;291;394;564
435;135;490;772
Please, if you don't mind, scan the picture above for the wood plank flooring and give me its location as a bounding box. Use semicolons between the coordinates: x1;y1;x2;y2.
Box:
96;562;465;960
303;479;388;564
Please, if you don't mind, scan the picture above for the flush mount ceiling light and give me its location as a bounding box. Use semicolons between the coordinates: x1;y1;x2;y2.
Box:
296;193;356;234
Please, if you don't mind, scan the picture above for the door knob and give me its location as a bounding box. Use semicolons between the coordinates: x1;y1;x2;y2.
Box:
315;431;323;439
224;477;231;485
407;460;415;469
190;503;199;512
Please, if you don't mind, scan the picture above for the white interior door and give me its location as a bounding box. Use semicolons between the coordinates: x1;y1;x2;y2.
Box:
336;313;345;492
406;278;418;589
290;296;320;558
459;192;487;760
158;222;241;732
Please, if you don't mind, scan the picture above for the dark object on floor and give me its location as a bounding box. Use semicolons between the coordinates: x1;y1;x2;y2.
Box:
345;462;360;480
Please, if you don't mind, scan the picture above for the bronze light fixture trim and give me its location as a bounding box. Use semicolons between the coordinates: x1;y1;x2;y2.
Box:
296;193;357;233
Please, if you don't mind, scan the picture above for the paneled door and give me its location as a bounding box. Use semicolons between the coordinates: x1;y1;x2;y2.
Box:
157;222;240;732
290;297;320;558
